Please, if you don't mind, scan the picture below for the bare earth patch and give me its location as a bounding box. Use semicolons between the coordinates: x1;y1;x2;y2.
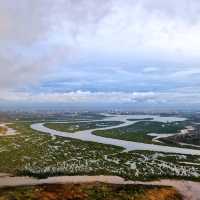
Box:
0;182;182;200
0;123;18;136
0;175;200;199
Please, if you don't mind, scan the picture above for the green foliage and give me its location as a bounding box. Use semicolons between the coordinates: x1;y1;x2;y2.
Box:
94;121;186;144
0;122;199;181
45;121;123;133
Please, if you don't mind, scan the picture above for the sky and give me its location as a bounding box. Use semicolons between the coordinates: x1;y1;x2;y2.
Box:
1;0;200;110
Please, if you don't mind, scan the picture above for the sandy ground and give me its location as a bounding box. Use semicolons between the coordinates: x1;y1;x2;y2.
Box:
0;175;199;200
0;123;18;136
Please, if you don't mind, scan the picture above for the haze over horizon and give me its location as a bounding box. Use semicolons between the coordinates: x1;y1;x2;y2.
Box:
1;0;200;109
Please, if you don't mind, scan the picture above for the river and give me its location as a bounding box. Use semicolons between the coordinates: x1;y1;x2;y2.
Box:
31;114;200;155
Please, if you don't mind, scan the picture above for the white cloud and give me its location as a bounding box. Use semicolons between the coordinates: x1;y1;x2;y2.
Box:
78;0;200;59
0;0;112;90
171;68;200;79
1;89;200;106
143;67;159;73
0;90;155;103
1;0;200;107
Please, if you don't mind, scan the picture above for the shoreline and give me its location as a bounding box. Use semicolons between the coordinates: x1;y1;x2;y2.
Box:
0;175;199;199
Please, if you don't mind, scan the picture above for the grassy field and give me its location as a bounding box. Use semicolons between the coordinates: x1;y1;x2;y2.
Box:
0;122;122;178
0;183;182;200
45;121;123;133
0;112;106;123
93;121;187;144
0;122;199;181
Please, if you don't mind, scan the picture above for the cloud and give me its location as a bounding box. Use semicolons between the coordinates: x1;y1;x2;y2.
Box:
0;90;155;103
1;89;200;107
87;0;200;58
143;67;159;73
171;68;200;79
0;0;112;90
1;0;200;107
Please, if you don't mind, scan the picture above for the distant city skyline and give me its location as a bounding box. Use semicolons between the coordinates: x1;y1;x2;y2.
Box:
1;0;200;109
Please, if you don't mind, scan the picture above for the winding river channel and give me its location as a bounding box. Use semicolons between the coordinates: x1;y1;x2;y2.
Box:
31;114;200;155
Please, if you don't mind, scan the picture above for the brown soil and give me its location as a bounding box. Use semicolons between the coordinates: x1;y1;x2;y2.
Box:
0;183;182;200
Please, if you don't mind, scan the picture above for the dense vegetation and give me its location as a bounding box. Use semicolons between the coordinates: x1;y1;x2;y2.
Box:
45;121;123;133
0;122;200;181
93;121;187;144
0;122;122;177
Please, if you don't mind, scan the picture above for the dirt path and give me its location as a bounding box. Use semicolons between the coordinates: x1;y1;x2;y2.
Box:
0;175;199;200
